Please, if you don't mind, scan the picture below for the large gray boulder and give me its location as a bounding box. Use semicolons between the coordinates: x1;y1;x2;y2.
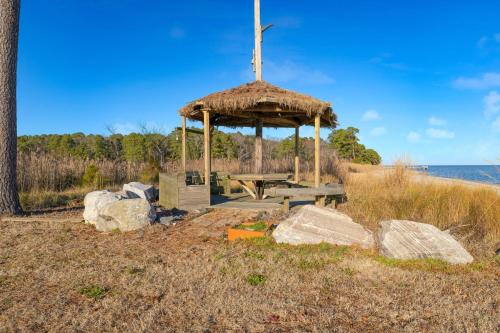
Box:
272;205;374;249
95;198;156;232
378;220;473;264
123;182;156;202
83;190;123;225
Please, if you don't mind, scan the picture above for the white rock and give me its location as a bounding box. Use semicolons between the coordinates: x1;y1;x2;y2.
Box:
95;198;156;232
123;182;156;202
378;220;474;264
272;205;374;249
83;190;123;225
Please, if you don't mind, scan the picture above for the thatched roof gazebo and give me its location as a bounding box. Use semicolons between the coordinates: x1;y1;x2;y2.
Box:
179;80;336;128
178;80;336;191
176;0;337;201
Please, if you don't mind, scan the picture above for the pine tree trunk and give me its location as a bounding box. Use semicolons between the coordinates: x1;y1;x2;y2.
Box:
0;0;21;215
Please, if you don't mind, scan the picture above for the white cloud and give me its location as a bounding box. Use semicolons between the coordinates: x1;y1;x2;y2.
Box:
407;131;421;143
477;33;500;49
169;27;185;39
452;72;500;89
361;109;380;121
428;116;447;126
493;116;500;132
244;60;335;85
370;127;386;136
483;91;500;116
426;128;455;139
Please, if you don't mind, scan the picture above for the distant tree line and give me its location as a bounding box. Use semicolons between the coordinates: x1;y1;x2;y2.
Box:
18;126;381;165
328;127;382;165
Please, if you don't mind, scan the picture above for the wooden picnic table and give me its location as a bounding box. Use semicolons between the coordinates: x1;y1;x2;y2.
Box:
230;173;292;200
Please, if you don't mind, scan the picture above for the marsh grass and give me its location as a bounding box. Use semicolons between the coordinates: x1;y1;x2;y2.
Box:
340;164;500;255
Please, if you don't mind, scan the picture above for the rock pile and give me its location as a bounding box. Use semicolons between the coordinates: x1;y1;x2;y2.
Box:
83;182;157;232
272;205;473;264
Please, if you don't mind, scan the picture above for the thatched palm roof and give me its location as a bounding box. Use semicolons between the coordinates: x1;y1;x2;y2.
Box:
178;81;337;128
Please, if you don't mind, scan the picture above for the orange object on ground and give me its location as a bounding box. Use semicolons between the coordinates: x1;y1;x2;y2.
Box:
227;228;266;241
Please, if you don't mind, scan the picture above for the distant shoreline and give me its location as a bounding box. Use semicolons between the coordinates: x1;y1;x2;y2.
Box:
412;173;500;194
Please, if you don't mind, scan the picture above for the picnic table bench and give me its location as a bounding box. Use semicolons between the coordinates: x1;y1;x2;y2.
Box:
265;185;345;212
230;173;292;200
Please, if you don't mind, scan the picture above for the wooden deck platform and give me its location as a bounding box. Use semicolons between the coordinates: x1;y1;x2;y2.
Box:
208;193;316;212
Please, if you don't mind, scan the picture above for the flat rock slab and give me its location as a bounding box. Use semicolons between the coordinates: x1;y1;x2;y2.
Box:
272;205;374;249
378;220;473;264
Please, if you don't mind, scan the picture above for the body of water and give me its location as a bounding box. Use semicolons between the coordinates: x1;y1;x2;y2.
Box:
426;165;500;185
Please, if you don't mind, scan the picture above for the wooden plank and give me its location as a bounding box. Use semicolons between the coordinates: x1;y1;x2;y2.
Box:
209;201;282;210
255;119;263;174
238;180;257;199
294;126;300;183
230;173;291;181
266;186;344;197
314;113;321;188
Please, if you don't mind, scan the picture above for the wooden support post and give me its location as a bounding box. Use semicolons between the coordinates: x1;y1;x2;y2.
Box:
203;110;211;186
294;126;300;183
315;195;326;207
283;196;290;213
314;113;321;188
255;119;263;174
254;0;262;81
181;116;186;172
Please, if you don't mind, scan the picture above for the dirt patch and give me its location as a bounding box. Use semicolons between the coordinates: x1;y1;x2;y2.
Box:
0;209;498;332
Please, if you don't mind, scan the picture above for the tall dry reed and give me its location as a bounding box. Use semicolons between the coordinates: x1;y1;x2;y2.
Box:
17;152;348;192
340;165;500;255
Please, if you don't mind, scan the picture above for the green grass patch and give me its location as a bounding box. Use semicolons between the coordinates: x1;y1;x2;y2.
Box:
234;221;268;231
247;274;266;286
244;251;265;260
297;258;331;270
79;285;108;299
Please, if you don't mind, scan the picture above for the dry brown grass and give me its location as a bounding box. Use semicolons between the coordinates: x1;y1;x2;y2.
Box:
339;164;500;257
0;210;498;332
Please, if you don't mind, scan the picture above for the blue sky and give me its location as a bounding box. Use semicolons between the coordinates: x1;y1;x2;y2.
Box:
17;0;500;164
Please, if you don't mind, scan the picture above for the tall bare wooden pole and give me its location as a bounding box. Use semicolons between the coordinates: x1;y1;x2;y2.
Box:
181;115;186;172
314;114;321;188
203;110;211;185
0;0;21;215
294;126;300;183
255;119;263;174
254;0;262;81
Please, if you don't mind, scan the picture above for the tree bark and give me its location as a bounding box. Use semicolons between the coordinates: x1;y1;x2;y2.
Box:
0;0;21;215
